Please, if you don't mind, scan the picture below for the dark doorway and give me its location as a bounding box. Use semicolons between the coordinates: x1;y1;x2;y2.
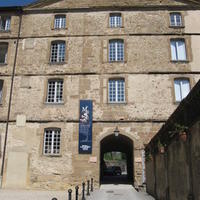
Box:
100;134;134;185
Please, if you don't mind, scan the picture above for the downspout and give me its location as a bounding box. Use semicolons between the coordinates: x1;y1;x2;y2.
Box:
0;9;22;187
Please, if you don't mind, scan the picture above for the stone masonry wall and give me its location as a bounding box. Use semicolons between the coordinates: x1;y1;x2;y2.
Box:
146;121;200;200
1;3;200;190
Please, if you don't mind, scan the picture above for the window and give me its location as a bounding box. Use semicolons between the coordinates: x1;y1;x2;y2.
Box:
0;43;8;64
110;13;122;28
174;78;190;102
108;79;125;103
43;129;61;155
170;13;182;27
170;39;186;61
50;41;65;63
46;80;63;103
109;40;124;62
0;80;3;104
0;16;11;31
54;15;66;29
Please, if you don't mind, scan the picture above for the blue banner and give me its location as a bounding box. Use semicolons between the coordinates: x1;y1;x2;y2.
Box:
79;100;93;154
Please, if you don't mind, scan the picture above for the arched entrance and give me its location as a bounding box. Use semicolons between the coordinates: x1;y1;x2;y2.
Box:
100;134;134;185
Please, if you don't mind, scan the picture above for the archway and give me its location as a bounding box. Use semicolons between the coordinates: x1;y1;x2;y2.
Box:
100;134;134;185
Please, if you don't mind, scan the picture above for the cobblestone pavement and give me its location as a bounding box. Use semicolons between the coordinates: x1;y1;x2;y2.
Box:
87;184;155;200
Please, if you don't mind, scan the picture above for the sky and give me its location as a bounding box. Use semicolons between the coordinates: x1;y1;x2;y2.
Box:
0;0;38;7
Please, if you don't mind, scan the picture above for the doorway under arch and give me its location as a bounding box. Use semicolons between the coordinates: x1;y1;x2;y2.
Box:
100;134;134;185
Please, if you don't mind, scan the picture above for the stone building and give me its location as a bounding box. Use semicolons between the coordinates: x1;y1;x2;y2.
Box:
0;0;200;190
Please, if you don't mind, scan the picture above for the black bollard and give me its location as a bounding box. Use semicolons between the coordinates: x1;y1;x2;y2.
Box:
75;185;79;200
52;198;58;200
82;182;86;200
68;189;72;200
91;178;93;192
86;180;90;196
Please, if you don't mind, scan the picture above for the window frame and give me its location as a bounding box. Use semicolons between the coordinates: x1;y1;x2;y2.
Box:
173;78;190;103
54;15;66;29
0;16;11;32
0;80;4;105
109;13;122;28
50;40;66;64
46;79;64;104
108;78;126;104
170;39;187;62
108;39;124;62
43;128;61;156
0;42;8;65
169;12;183;28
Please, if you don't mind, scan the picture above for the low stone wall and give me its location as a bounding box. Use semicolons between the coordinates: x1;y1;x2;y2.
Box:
145;80;200;200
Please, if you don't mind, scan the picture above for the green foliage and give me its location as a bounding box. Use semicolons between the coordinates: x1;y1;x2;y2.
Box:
104;152;126;161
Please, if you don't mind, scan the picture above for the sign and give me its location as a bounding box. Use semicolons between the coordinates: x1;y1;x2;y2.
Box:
89;157;97;163
79;100;93;154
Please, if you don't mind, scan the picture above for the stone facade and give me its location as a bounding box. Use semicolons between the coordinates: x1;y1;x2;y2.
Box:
0;0;200;190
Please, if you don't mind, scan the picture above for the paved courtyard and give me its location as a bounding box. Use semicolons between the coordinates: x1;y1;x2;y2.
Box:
0;184;154;200
0;190;67;200
88;184;154;200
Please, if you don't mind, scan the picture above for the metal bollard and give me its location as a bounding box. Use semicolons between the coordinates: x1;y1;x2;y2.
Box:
68;189;72;200
52;198;58;200
82;182;86;200
91;178;93;192
86;180;90;196
75;185;79;200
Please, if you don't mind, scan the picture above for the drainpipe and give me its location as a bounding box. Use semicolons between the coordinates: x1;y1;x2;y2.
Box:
0;9;22;187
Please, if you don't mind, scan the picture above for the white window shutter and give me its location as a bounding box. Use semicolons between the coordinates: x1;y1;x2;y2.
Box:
174;80;181;102
181;80;190;99
170;41;177;60
177;41;186;60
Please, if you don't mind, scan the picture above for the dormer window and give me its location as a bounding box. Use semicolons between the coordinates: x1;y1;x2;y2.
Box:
0;16;11;31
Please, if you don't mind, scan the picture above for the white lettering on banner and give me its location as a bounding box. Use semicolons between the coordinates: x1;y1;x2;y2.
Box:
80;145;91;151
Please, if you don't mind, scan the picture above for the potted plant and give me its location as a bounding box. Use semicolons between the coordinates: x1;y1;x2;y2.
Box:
157;140;165;154
174;123;188;142
145;150;152;161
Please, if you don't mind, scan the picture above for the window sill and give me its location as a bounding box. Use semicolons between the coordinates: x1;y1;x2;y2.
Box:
49;62;66;65
108;102;127;105
108;60;127;63
44;102;64;105
43;154;62;157
170;60;189;63
0;30;11;33
0;63;7;66
169;25;185;29
109;26;124;29
51;27;68;31
173;101;182;106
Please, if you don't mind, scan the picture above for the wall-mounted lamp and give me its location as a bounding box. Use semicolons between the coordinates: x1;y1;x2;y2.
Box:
114;126;120;137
